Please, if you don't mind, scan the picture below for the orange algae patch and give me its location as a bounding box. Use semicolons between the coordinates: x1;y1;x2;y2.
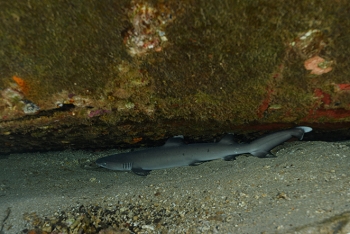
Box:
12;75;30;95
132;137;143;144
304;56;333;75
257;87;273;118
336;83;350;91
305;108;350;120
314;88;331;105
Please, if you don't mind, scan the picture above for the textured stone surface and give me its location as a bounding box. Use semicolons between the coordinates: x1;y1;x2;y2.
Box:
0;0;349;153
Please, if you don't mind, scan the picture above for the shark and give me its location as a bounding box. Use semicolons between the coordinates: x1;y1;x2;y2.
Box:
96;126;312;176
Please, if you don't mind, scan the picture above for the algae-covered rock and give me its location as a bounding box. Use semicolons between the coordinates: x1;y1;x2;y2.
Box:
0;0;349;153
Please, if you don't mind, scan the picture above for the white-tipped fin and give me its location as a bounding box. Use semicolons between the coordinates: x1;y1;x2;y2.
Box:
295;126;312;140
164;136;185;147
295;126;312;133
173;135;184;139
219;133;239;145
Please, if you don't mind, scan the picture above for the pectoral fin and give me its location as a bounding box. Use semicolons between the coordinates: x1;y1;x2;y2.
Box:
251;150;278;158
132;168;151;176
189;161;206;166
250;150;269;158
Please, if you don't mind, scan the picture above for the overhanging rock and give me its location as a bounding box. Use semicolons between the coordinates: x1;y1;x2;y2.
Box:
0;0;350;154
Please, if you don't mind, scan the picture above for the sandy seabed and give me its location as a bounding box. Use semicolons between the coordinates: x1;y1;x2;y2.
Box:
0;140;350;234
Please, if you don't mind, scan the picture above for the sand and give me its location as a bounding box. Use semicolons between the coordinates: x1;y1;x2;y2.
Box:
0;140;350;233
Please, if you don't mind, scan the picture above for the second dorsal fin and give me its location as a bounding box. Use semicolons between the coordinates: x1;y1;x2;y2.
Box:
219;134;238;145
164;135;185;147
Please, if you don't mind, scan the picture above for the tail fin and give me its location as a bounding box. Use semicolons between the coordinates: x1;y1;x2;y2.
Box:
249;126;312;158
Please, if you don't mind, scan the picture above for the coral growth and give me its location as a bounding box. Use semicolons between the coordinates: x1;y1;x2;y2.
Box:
0;77;40;119
123;0;174;56
290;29;327;59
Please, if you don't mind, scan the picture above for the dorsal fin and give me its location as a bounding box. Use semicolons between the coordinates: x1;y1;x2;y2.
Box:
164;135;185;147
219;134;238;145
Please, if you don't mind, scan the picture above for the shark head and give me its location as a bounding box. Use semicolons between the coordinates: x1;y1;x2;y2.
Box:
96;156;133;171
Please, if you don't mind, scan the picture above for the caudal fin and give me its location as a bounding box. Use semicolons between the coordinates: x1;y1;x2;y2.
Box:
295;126;312;133
295;126;313;140
249;126;313;158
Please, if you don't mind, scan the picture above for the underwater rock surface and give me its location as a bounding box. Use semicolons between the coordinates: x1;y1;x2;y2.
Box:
0;0;349;154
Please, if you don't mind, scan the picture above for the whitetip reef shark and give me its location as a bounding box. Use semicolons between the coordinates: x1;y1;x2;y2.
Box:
96;126;312;176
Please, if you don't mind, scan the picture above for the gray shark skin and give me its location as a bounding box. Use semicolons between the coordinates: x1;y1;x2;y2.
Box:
96;126;312;176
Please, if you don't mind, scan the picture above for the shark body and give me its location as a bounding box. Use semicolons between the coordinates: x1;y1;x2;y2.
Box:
96;126;312;176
